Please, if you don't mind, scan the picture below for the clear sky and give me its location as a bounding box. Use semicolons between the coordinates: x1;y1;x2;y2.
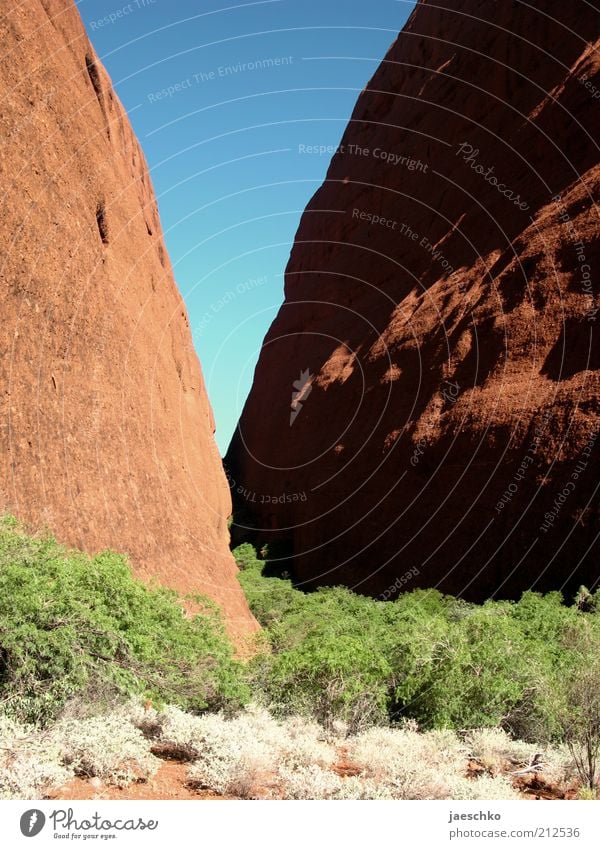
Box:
81;0;416;453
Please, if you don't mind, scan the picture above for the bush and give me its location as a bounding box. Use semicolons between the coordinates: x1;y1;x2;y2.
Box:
550;628;600;790
258;630;392;732
347;725;466;800
464;727;537;774
241;577;396;730
236;561;299;628
144;703;334;798
0;716;72;799
235;544;600;740
2;702;578;800
400;605;535;730
145;704;205;760
53;715;158;787
449;774;521;801
277;715;335;768
0;517;248;724
182;706;289;797
232;543;260;571
277;764;346;800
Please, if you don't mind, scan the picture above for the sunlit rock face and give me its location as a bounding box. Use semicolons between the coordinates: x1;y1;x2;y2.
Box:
0;0;258;641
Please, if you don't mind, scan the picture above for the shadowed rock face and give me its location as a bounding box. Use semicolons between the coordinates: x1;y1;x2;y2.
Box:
227;0;600;601
0;0;257;640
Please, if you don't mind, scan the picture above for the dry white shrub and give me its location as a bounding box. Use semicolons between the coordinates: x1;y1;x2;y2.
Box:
540;744;576;786
117;699;161;738
177;709;547;800
464;727;536;773
186;710;275;798
449;774;521;800
53;715;159;787
328;718;350;739
277;764;344;800
4;702;574;801
464;727;573;788
0;716;72;800
277;765;395;800
332;775;393;800
278;715;336;769
347;726;467;800
159;704;334;797
150;704;207;759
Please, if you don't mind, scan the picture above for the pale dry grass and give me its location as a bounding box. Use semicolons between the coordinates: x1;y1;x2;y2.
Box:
0;702;575;800
346;726;465;800
0;716;72;799
465;727;537;773
464;726;575;789
53;715;159;787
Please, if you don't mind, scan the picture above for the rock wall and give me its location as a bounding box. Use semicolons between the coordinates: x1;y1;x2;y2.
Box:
227;0;600;600
0;0;257;640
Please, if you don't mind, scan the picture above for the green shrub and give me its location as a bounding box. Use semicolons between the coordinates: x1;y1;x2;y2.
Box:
232;543;260;571
398;605;533;729
237;560;299;628
261;629;393;731
0;517;248;724
234;544;600;738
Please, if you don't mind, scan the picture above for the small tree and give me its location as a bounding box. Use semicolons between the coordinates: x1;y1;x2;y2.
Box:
553;628;600;792
561;663;600;791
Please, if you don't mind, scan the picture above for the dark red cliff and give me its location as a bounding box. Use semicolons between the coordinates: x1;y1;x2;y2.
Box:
227;0;600;600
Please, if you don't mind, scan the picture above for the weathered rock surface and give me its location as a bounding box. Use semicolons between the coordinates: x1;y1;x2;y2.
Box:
227;0;600;600
0;0;257;639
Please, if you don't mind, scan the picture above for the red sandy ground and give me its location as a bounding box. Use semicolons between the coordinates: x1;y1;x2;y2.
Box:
48;761;224;802
48;751;578;801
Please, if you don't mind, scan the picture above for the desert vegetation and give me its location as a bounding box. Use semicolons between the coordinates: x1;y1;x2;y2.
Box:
1;521;599;800
236;542;600;795
0;516;247;725
0;701;576;801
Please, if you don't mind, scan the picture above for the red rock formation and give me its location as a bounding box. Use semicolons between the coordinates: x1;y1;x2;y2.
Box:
227;0;600;600
0;0;257;640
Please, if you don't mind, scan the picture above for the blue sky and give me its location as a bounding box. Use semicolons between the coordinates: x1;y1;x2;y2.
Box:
81;0;415;452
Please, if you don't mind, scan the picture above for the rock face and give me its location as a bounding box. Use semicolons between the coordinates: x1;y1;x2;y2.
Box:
227;0;600;600
0;0;257;639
